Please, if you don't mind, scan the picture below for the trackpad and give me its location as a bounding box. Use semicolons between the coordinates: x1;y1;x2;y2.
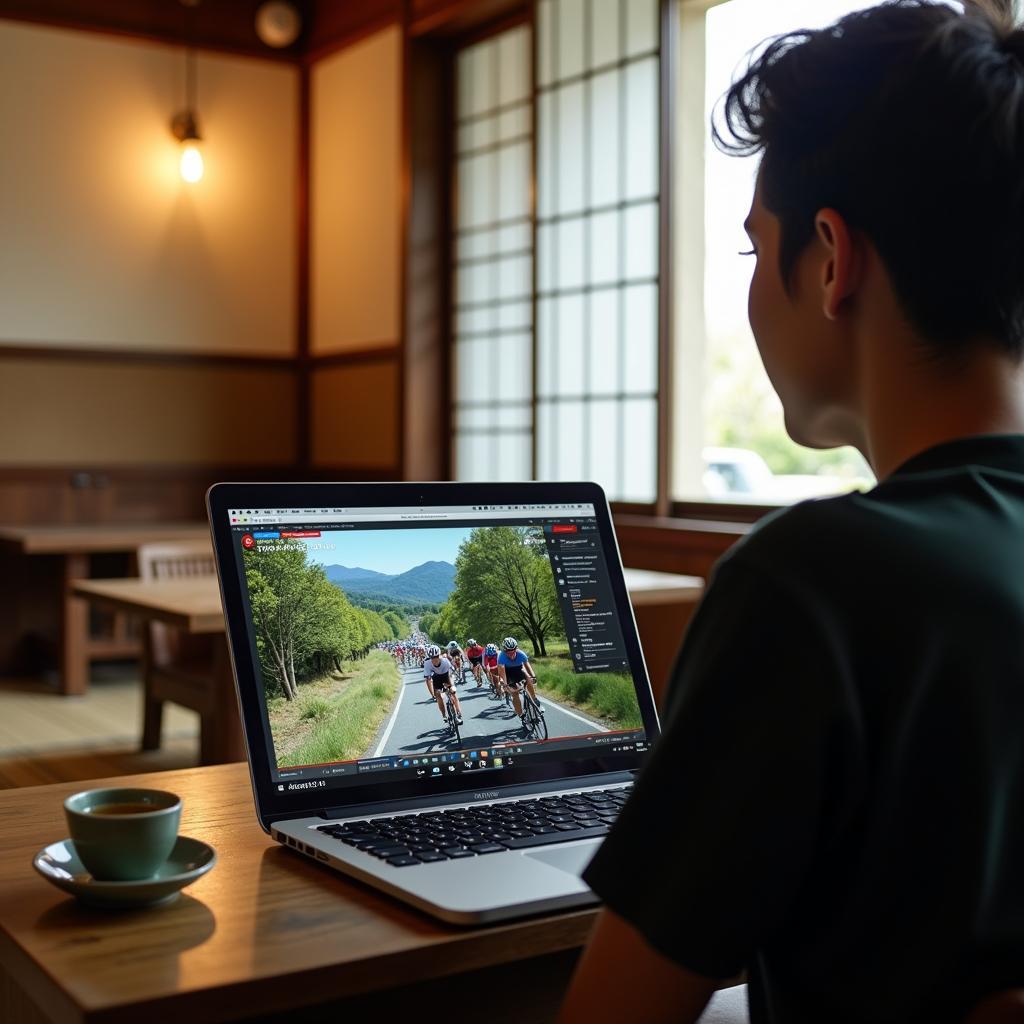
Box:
525;840;601;878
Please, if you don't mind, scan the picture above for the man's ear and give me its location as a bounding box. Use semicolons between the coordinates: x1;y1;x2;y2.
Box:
815;208;861;321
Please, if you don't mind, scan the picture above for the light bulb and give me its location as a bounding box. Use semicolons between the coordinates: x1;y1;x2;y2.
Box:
180;142;204;183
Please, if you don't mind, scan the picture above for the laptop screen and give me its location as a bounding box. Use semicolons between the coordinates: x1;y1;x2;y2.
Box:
226;500;651;796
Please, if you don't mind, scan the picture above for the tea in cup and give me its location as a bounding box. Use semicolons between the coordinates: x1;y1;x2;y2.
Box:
64;787;181;881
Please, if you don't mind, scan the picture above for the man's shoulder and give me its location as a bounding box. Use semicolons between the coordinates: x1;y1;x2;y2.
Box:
726;492;871;570
713;490;919;604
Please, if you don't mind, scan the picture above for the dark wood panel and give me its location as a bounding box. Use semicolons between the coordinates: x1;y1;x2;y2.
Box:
300;464;403;481
403;33;452;480
0;0;310;60
615;513;750;580
310;362;401;468
0;465;302;527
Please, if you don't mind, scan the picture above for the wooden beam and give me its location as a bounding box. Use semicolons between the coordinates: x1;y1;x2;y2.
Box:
297;62;312;471
409;0;527;38
0;343;295;371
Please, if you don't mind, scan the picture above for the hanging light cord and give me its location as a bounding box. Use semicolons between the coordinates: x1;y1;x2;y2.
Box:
186;45;197;112
181;0;200;115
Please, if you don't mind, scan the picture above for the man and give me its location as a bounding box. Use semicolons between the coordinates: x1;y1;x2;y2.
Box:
559;3;1024;1022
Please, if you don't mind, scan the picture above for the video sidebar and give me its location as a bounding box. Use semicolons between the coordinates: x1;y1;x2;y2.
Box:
275;731;650;793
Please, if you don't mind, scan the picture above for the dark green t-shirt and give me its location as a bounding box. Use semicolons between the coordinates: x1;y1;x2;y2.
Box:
583;434;1024;1023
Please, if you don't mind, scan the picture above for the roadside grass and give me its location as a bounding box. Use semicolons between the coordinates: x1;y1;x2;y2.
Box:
531;655;642;731
269;652;401;767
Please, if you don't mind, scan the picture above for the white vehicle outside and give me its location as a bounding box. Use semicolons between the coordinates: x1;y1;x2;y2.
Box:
702;446;862;501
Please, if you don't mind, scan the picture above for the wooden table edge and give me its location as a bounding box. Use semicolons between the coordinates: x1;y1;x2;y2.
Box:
66;909;596;1024
628;585;704;607
70;582;224;635
0;926;84;1024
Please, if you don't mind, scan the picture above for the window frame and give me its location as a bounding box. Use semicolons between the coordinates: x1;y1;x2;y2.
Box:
449;11;536;483
445;0;780;528
665;0;777;524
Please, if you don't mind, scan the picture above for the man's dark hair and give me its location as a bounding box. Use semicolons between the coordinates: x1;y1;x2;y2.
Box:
715;0;1024;360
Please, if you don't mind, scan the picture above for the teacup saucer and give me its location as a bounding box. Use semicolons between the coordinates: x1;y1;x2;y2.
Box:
33;835;216;909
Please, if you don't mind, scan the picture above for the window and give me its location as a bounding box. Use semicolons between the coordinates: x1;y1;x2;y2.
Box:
452;0;878;513
453;26;534;482
452;2;663;503
672;0;875;506
536;0;662;503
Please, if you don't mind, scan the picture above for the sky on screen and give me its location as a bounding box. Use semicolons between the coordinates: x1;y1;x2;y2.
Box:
302;528;475;576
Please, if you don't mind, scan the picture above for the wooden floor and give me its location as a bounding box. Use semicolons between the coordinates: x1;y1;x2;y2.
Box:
0;664;199;788
0;740;199;789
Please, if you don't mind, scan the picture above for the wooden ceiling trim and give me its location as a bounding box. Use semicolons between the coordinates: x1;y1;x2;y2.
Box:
303;0;399;64
0;0;308;62
409;0;526;38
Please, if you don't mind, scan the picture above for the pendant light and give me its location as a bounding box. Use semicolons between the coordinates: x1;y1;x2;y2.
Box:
171;0;203;183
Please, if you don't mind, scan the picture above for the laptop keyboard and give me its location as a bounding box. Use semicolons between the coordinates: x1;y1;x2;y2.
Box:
315;785;633;867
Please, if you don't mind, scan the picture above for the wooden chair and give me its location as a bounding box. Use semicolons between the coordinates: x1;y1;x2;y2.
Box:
136;540;217;756
964;990;1024;1023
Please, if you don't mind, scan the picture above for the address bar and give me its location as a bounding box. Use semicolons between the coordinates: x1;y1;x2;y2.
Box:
242;509;581;524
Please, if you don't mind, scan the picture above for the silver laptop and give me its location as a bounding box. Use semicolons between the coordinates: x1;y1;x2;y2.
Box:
207;481;661;924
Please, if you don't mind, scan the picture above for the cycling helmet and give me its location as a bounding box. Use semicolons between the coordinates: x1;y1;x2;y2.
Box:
447;641;459;651
485;643;498;655
502;636;518;651
467;638;477;647
426;644;441;658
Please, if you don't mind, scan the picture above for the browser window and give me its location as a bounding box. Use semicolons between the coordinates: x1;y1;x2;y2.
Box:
227;503;650;794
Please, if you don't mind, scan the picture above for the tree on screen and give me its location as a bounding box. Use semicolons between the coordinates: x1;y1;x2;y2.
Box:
449;527;563;656
245;543;399;699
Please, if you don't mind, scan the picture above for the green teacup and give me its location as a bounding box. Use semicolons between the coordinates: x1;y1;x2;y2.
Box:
64;788;182;881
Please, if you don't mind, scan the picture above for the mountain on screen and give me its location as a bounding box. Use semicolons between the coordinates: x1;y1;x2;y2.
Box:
324;565;390;586
324;561;455;603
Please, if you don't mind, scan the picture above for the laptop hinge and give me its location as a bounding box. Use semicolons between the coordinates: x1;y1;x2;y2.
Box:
316;770;635;820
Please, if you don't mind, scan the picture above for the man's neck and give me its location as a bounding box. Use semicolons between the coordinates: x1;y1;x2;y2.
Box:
860;341;1024;480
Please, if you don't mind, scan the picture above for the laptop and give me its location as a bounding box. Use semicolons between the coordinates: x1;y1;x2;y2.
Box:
207;481;661;924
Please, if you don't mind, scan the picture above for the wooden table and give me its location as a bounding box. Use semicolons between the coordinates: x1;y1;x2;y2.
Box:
71;580;243;766
71;579;225;637
623;568;704;706
623;567;704;605
0;762;598;1024
0;524;209;696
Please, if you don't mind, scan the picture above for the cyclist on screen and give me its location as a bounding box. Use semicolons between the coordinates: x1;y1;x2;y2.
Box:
423;644;463;725
446;640;466;683
495;636;541;724
483;642;502;696
464;638;486;685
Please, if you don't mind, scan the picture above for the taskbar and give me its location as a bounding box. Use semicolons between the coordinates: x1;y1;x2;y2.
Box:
273;730;649;793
